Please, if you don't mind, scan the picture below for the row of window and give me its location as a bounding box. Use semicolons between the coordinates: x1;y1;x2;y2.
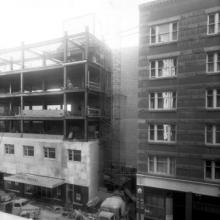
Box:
149;52;219;79
147;155;220;181
148;89;220;110
4;144;81;162
148;124;220;145
150;12;220;45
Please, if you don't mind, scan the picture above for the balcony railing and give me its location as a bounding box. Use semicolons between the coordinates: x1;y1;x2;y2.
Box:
0;107;20;116
21;109;65;117
88;81;101;91
87;107;101;117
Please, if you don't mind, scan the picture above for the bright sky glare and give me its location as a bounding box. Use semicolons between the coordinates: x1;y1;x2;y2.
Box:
0;0;153;49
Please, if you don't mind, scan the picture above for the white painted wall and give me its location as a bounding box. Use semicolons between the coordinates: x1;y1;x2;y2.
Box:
0;133;99;200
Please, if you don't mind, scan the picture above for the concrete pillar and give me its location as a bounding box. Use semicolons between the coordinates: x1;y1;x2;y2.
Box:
84;27;89;140
20;96;23;133
185;192;192;220
21;42;25;70
63;32;68;139
20;72;24;133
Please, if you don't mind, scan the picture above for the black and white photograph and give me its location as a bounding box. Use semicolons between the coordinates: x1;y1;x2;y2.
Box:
0;0;219;219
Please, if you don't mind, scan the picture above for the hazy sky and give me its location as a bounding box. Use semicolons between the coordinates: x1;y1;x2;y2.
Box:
0;0;151;49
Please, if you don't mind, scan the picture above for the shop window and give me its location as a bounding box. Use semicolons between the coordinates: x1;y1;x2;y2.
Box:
145;193;165;220
68;184;74;203
53;186;62;200
25;184;34;195
74;185;83;203
6;181;20;192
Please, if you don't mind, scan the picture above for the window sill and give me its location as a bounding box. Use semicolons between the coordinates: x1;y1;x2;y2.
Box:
205;143;220;147
68;160;81;163
148;141;176;145
149;40;178;47
205;108;220;111
44;157;56;160
204;178;220;183
147;172;175;178
206;32;220;37
148;109;177;112
149;76;177;80
206;71;220;75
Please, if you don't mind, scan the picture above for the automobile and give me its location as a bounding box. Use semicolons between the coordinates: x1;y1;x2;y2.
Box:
12;199;40;219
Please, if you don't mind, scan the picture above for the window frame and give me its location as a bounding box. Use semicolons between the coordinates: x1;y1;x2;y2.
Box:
68;149;81;162
206;52;220;73
205;125;220;145
149;58;177;79
148;124;176;143
44;147;56;159
5;144;15;155
147;155;175;176
204;160;220;182
149;91;177;110
207;12;220;35
150;21;178;45
206;89;220;109
23;145;34;157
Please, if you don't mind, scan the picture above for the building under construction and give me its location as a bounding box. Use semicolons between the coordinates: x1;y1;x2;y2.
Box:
0;28;112;206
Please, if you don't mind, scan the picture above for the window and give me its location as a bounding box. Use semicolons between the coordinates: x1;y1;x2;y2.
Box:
205;125;220;145
74;185;83;203
44;147;56;159
148;124;176;142
205;160;220;181
68;150;81;162
150;58;177;78
148;155;175;175
149;91;176;110
5;144;14;154
23;145;34;157
206;89;220;108
207;12;220;35
206;52;220;73
150;22;178;44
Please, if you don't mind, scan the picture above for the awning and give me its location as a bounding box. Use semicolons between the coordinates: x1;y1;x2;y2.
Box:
4;174;65;188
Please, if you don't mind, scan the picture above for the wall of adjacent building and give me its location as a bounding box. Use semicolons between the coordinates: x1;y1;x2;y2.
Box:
138;0;220;183
120;46;138;168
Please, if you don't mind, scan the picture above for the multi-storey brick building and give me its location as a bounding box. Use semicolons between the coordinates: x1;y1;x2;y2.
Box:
0;29;112;206
138;0;220;219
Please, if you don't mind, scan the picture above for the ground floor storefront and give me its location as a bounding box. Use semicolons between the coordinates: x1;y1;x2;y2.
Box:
0;172;89;207
136;185;220;220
